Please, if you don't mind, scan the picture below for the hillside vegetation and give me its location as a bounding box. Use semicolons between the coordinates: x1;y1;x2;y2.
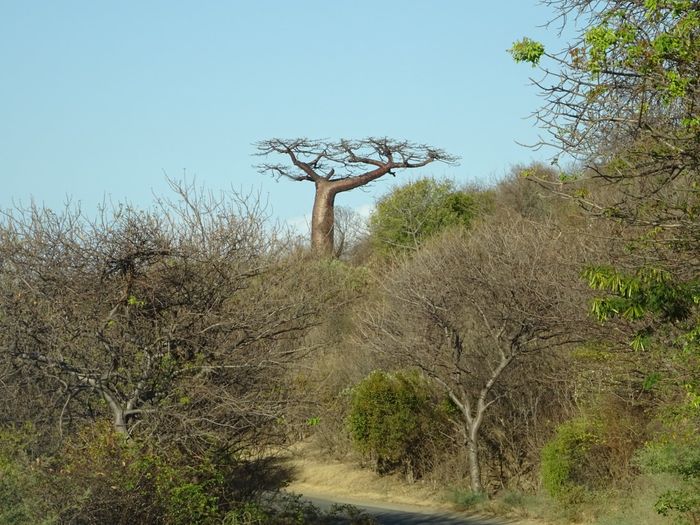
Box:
2;1;700;523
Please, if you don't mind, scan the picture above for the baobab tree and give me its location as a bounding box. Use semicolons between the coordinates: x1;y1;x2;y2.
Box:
255;138;458;256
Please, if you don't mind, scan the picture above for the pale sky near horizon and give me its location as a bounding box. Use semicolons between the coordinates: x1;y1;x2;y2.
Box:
0;1;568;225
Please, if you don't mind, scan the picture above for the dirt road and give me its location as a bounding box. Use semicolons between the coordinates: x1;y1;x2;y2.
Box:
284;443;535;525
301;491;520;525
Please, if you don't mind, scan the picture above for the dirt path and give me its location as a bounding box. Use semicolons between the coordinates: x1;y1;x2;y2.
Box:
302;492;517;525
283;443;540;525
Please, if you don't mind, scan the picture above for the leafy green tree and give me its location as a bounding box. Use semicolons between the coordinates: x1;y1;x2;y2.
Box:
368;178;482;256
511;0;700;250
584;264;700;521
514;1;700;518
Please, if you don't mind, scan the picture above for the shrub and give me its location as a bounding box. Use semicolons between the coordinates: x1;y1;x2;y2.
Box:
75;422;271;524
10;420;377;525
0;421;377;525
347;370;449;478
222;493;377;525
449;488;488;510
636;435;700;524
21;421;234;524
540;418;603;503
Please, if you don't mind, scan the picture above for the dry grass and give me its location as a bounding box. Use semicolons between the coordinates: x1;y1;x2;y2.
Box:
281;441;548;525
283;441;446;508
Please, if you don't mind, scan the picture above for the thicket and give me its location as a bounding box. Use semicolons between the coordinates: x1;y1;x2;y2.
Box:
3;166;691;523
0;421;377;525
0;185;375;524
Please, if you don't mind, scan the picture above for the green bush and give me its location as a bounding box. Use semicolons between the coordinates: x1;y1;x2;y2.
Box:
347;370;449;478
0;420;376;525
368;178;484;256
636;435;700;524
540;418;603;503
222;493;377;525
0;421;235;524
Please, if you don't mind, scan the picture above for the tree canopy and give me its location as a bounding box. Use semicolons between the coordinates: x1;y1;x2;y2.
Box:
511;0;700;237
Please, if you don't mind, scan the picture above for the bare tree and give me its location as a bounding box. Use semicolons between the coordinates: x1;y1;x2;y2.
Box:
361;215;597;492
0;182;322;450
332;205;369;260
255;138;457;256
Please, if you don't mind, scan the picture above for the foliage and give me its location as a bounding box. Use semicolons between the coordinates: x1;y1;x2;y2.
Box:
368;178;483;256
513;0;700;174
515;3;700;516
509;37;545;66
0;426;56;525
449;488;489;510
50;421;230;524
223;493;378;525
314;257;371;296
512;1;700;280
347;370;449;478
584;266;700;325
579;261;700;520
0;421;378;525
540;418;603;504
636;413;700;524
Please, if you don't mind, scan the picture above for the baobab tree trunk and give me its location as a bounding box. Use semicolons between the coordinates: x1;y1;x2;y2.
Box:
311;182;336;256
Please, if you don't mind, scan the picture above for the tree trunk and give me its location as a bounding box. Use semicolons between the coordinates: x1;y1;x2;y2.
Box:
462;353;512;493
447;389;486;494
113;410;128;436
102;390;128;436
311;183;336;256
467;431;484;493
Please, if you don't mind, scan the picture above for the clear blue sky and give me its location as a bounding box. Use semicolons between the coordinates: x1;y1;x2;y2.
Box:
0;1;565;223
